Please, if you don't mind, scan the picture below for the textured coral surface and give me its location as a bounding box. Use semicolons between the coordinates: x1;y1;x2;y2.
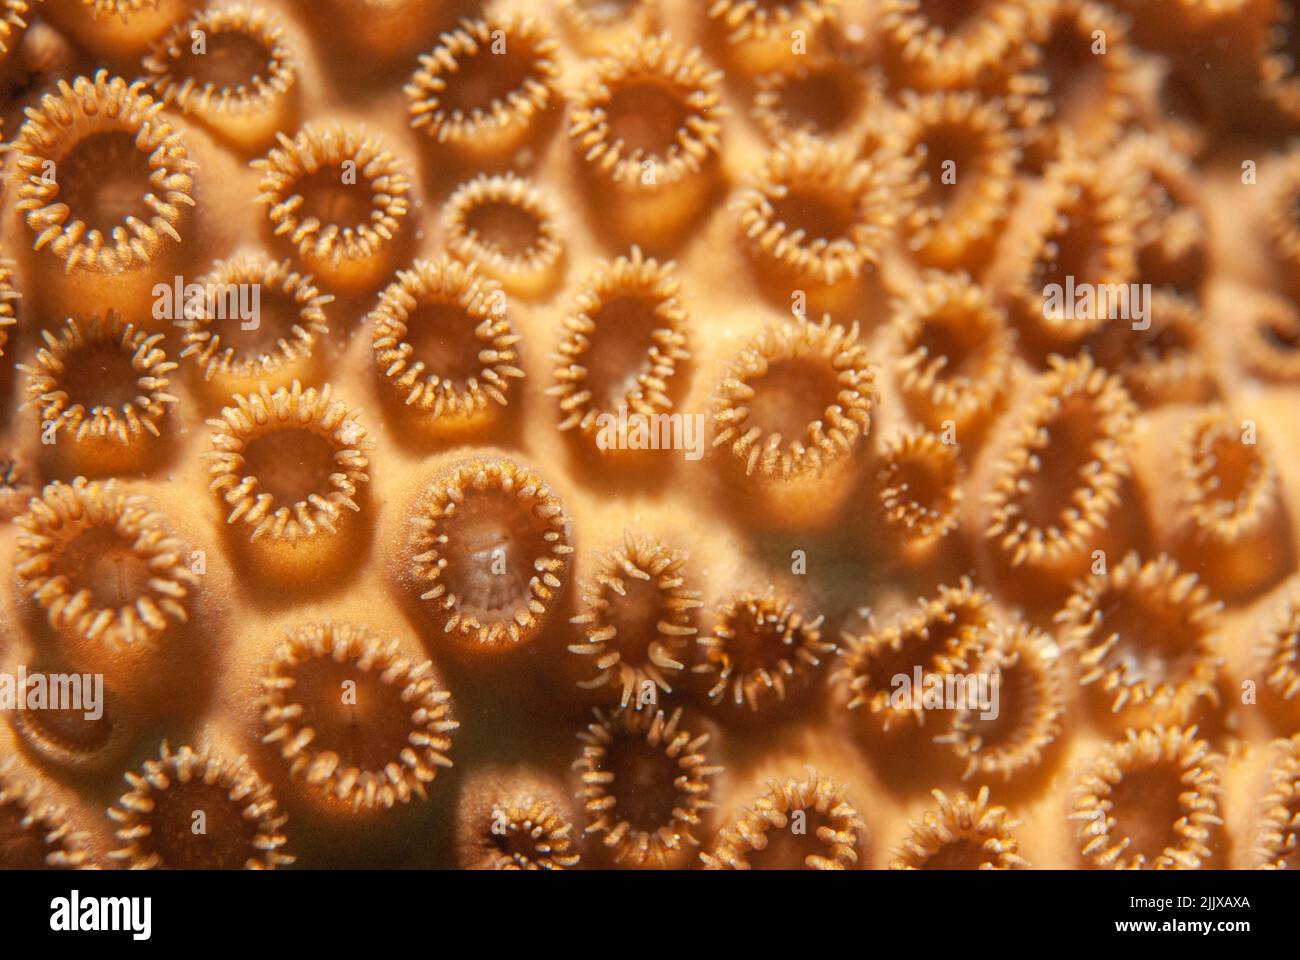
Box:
2;0;1300;871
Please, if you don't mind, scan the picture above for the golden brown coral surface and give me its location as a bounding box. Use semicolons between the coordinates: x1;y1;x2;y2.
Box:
0;0;1297;872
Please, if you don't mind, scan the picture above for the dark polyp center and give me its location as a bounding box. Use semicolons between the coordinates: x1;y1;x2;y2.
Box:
769;187;855;245
778;68;857;136
864;626;951;693
920;0;978;33
915;309;985;382
439;39;537;115
60;526;153;609
918;836;988;869
295;166;375;230
961;659;1025;747
404;300;485;386
607;82;690;158
607;738;680;832
439;489;548;620
1159;63;1207;127
241;428;339;506
1202;432;1258;508
18;702;114;755
1262;312;1300;351
934;600;988;645
145;779;261;869
464;201;542;258
889;452;948;514
0;801;51;868
1040;17;1102;118
227;288;303;357
57;131;155;234
1132;316;1190;361
1108;765;1185;862
488;821;541;861
292;657;413;771
64;342;140;412
1138;233;1203;295
174;29;272;90
744;811;829;869
603;574;668;664
1036;205;1108;297
745;357;842;443
721;608;790;675
919;122;979;211
1096;584;1200;687
585;294;664;410
1017;396;1105;529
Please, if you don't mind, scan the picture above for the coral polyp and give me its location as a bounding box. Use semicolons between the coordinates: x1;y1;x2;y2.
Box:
254;123;411;293
890;787;1026;869
143;2;298;150
11;71;194;268
407;457;572;658
1253;735;1300;869
568;532;701;707
984;354;1136;571
1261;582;1300;705
0;760;89;868
891;90;1021;267
108;742;293;869
734;136;895;305
205;381;370;587
707;0;841;73
550;246;690;443
878;0;1038;90
1057;551;1221;723
712;315;874;482
836;579;993;732
702;769;867;869
368;256;524;435
21;313;177;473
693;588;832;721
258;621;457;812
206;382;368;545
14;476;196;651
177;255;332;397
0;0;1295;883
406;15;561;161
574;706;721;868
455;767;580;870
893;270;1012;435
1070;725;1223;869
569;33;724;238
443;173;564;298
875;427;964;545
935;622;1065;781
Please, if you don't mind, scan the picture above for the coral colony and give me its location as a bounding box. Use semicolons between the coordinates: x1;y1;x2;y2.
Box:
1;0;1299;874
